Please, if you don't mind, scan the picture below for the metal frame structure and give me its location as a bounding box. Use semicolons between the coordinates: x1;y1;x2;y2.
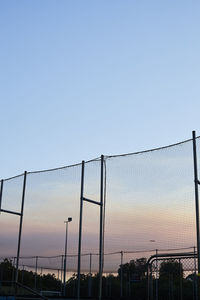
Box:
147;251;198;300
192;130;200;276
77;155;105;300
0;171;27;285
120;250;123;298
0;132;200;299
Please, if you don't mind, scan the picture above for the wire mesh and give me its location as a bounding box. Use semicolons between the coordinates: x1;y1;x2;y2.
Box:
149;255;198;300
0;175;24;257
21;164;81;258
104;139;196;268
0;136;200;297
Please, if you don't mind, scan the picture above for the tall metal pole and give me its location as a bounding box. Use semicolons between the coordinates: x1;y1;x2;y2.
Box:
15;171;27;283
63;221;68;296
192;131;200;275
99;155;104;300
77;161;85;300
120;251;123;298
0;179;4;213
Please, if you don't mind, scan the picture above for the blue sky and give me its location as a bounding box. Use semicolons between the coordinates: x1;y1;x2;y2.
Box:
0;0;200;178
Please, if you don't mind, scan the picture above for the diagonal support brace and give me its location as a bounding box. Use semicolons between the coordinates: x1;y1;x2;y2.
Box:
83;197;102;206
0;209;21;216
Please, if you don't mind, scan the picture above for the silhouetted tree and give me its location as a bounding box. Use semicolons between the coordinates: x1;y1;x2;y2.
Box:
159;259;183;280
0;258;61;293
118;257;147;281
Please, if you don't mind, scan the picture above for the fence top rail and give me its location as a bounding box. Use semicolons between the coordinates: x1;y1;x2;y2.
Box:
2;157;101;181
147;251;197;266
1;135;199;181
105;136;196;159
0;247;195;260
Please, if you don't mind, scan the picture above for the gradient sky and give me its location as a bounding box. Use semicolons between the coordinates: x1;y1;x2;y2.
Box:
0;1;200;178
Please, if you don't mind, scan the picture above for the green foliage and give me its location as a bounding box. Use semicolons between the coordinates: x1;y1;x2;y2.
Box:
0;258;61;292
0;257;196;299
118;257;147;281
0;259;14;280
159;259;183;281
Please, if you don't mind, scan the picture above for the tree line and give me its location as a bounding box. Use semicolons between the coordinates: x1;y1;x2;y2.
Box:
0;257;198;299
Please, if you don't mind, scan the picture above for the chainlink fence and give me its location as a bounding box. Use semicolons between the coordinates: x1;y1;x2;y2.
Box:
147;252;198;300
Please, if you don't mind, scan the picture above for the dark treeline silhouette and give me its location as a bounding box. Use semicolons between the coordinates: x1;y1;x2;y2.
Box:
0;259;60;295
0;258;197;299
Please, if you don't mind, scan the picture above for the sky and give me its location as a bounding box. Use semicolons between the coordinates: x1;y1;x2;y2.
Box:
0;0;200;178
1;1;200;273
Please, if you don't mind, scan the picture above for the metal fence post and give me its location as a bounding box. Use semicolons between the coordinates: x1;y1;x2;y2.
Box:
90;252;92;275
120;251;123;298
192;131;200;275
155;249;158;300
12;257;16;283
22;265;24;285
150;263;153;300
40;267;43;291
15;171;27;283
192;131;200;277
88;253;92;297
63;221;69;296
147;261;150;300
179;258;183;300
194;246;198;300
0;179;4;213
77;161;85;300
34;256;38;290
58;269;60;280
99;155;104;300
61;255;63;294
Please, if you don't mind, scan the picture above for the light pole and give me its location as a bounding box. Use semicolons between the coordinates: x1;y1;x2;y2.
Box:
63;217;72;297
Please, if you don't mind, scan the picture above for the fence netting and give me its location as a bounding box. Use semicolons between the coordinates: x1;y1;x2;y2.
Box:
0;174;24;257
0;137;200;291
104;139;197;273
